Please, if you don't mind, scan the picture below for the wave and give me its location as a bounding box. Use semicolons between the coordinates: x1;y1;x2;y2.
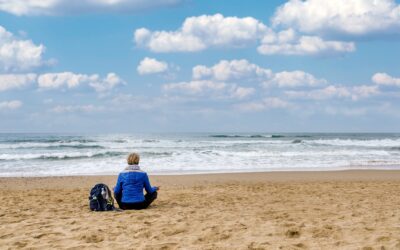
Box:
271;135;285;138
209;134;283;138
142;139;160;143
47;145;105;149
112;139;127;143
0;151;124;161
0;144;105;150
2;138;97;144
141;152;173;156
309;139;400;147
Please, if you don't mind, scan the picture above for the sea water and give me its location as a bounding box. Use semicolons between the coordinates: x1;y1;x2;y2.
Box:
0;133;400;176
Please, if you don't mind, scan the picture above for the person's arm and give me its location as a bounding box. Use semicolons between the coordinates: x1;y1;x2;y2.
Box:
144;173;157;194
114;173;123;197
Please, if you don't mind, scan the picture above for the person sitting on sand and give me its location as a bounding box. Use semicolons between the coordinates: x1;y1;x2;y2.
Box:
114;153;159;210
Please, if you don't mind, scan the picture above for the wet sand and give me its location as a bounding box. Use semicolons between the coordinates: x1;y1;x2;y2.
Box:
1;170;400;249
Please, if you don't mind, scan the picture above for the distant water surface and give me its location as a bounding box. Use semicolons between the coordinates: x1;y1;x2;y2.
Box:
0;133;400;176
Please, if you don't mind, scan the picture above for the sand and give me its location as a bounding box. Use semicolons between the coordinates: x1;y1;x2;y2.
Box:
1;170;400;249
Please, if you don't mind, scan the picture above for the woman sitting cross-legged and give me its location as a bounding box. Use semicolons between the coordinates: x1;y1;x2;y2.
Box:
114;153;159;210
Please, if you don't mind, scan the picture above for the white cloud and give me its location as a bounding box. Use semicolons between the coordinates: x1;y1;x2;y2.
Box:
193;59;272;81
272;0;400;36
163;79;255;100
285;85;379;101
89;73;125;92
0;73;36;91
134;14;355;56
265;70;327;87
0;26;47;72
38;72;124;92
163;80;227;95
372;72;400;86
192;59;325;88
137;57;168;75
0;0;182;16
134;13;268;52
229;86;255;100
50;104;104;113
257;29;355;56
235;97;290;112
0;100;22;110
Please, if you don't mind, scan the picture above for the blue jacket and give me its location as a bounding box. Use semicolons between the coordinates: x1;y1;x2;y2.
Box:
114;165;157;203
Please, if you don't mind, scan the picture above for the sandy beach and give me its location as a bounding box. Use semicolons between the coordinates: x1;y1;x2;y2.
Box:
1;170;400;249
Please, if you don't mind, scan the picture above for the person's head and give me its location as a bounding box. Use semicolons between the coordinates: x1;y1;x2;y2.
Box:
127;153;140;165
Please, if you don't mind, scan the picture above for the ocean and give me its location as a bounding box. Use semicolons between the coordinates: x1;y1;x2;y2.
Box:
0;133;399;177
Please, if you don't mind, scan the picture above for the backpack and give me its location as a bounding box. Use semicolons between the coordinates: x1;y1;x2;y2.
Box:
88;183;115;211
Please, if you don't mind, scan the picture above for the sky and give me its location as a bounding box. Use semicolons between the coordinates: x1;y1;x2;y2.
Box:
0;0;400;133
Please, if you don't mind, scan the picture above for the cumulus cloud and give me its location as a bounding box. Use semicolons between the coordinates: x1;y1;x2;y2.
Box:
134;14;356;56
137;57;168;75
0;0;183;16
235;97;290;112
272;0;400;36
229;86;255;100
0;100;22;110
192;59;325;88
38;72;124;92
0;73;36;91
257;29;355;56
372;73;400;86
285;85;379;101
134;14;268;52
193;59;272;81
163;79;255;100
0;26;47;72
264;70;327;88
164;59;329;103
163;80;227;95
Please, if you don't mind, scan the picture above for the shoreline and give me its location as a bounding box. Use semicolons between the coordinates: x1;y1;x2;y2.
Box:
2;170;400;191
2;166;400;179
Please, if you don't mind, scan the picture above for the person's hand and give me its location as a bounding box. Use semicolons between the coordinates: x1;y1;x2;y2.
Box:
155;186;160;191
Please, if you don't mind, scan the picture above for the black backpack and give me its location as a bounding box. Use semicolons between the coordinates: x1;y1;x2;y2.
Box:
88;183;115;211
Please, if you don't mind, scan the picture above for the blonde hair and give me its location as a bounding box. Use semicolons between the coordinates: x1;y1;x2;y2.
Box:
127;153;140;165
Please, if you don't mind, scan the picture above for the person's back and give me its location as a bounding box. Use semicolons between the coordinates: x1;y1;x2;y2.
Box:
114;153;159;210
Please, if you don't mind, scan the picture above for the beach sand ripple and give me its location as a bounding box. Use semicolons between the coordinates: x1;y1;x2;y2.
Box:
1;171;400;249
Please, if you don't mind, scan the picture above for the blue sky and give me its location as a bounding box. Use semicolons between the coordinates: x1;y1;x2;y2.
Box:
0;0;400;133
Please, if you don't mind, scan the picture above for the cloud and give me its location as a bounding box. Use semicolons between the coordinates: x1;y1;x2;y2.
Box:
272;0;400;36
0;73;36;91
264;70;327;87
163;80;227;95
0;0;183;16
50;104;104;113
235;97;290;112
285;85;379;101
192;59;325;88
372;72;400;86
0;26;47;72
89;73;125;93
137;57;168;75
38;72;124;92
192;59;272;81
257;29;355;56
163;79;255;100
134;13;268;52
134;14;356;56
0;100;22;110
229;86;255;100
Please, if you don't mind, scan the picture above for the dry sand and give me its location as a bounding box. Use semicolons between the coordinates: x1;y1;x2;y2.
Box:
1;170;400;249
